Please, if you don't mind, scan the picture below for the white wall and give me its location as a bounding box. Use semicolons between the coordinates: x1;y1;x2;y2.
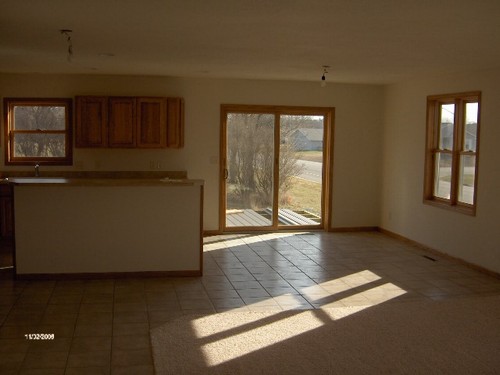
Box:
381;68;500;273
0;73;384;231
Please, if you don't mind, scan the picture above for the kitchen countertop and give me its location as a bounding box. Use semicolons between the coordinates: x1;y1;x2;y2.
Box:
4;177;203;187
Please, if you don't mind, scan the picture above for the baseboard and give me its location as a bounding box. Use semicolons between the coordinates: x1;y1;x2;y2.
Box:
207;226;377;234
378;228;432;248
329;226;378;232
15;270;202;280
203;230;223;236
379;227;500;279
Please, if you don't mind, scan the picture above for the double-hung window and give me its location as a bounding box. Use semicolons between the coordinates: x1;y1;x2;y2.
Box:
424;91;481;215
4;98;73;165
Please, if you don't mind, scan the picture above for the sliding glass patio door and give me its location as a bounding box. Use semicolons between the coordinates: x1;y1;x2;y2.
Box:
221;105;332;231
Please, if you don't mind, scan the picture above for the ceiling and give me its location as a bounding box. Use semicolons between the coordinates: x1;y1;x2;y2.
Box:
1;0;500;84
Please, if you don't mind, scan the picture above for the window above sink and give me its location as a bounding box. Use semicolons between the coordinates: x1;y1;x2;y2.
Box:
3;98;73;166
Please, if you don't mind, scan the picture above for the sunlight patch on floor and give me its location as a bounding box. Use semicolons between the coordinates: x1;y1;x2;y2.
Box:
192;310;325;366
190;269;407;367
203;232;304;252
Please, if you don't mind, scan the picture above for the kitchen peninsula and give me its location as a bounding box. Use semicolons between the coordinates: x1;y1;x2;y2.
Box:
7;174;203;278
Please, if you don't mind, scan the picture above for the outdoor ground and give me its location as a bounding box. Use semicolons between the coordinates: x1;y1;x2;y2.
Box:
282;176;321;217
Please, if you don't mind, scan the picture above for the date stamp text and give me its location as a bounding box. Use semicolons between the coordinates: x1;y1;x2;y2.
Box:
24;333;55;340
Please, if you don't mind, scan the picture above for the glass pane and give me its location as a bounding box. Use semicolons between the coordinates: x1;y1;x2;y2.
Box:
439;104;454;150
458;154;476;205
225;113;274;227
463;102;478;152
278;115;323;226
434;152;452;199
13;106;66;130
13;134;66;157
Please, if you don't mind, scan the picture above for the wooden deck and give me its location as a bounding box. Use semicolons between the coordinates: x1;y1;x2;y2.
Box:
226;208;320;227
275;208;320;225
226;209;272;227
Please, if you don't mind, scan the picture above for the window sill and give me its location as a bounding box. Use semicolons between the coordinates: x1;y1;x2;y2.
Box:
423;198;476;216
5;160;72;166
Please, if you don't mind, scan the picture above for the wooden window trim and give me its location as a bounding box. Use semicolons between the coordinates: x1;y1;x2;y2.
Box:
423;91;481;216
3;98;73;166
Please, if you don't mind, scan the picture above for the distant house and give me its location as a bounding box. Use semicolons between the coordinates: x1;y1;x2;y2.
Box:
440;122;477;151
465;122;478;151
440;122;454;150
291;128;323;151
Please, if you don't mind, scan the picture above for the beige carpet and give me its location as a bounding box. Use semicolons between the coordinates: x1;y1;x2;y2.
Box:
151;296;500;374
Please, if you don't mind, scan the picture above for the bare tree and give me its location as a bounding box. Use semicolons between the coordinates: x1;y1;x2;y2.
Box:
226;113;304;209
13;106;66;157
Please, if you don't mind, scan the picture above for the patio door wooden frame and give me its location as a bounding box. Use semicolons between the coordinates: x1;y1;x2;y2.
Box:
219;104;334;232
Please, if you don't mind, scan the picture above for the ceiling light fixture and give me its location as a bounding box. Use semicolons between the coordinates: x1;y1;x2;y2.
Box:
60;29;73;62
321;65;330;87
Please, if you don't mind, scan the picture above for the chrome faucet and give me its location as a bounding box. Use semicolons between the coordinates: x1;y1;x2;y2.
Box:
35;163;40;177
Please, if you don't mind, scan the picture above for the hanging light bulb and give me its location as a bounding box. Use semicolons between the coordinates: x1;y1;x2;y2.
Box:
320;66;329;87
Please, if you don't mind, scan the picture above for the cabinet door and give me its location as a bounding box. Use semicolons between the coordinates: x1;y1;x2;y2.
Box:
75;96;108;147
137;97;167;148
167;98;184;148
0;188;14;239
109;97;136;147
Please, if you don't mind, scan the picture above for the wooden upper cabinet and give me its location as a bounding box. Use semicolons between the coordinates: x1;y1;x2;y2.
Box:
75;95;183;148
108;97;136;148
167;97;184;148
137;97;167;148
75;96;108;147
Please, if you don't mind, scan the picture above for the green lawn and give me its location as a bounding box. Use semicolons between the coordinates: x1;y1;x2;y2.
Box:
296;151;323;163
440;174;475;186
281;176;322;216
226;173;323;218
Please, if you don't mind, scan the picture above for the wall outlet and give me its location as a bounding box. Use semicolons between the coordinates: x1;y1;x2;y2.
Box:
150;161;162;170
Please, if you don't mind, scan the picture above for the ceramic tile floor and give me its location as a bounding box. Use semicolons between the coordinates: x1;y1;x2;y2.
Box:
1;231;500;374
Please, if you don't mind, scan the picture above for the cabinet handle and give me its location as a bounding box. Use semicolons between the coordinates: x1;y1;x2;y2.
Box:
224;168;228;180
